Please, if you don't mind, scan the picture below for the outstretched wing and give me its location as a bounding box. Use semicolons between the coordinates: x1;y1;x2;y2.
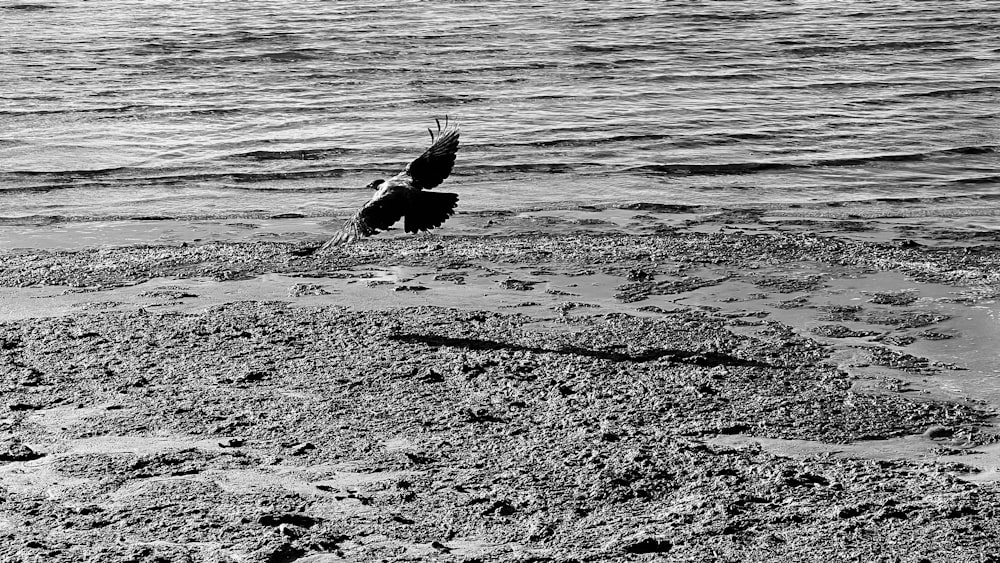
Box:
319;191;405;249
401;116;460;190
312;117;461;251
403;190;459;234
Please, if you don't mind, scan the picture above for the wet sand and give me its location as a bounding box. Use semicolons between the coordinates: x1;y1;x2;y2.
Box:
2;207;1000;562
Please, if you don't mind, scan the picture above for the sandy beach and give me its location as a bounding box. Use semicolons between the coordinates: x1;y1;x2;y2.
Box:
5;0;999;560
2;206;1000;562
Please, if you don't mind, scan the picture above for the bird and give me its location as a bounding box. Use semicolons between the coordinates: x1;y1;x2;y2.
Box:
316;117;460;251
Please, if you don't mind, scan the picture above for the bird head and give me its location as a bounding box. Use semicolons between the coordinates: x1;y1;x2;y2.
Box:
365;179;385;190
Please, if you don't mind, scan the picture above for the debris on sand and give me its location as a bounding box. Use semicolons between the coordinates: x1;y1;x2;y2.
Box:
2;226;1000;561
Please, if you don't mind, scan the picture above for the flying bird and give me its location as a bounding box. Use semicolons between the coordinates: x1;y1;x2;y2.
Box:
317;117;460;251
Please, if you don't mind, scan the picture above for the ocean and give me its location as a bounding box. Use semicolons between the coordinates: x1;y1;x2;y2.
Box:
1;0;998;225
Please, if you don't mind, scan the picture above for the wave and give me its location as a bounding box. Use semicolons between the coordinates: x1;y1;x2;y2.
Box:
6;191;1000;228
1;161;593;190
0;212;323;226
781;39;959;57
458;163;582;175
0;104;180;117
674;11;787;22
2;166;138;178
3;143;994;191
629;145;998;176
0;4;54;11
951;175;1000;185
899;86;1000;98
627;162;798;176
0;168;370;193
228;147;358;161
201;49;324;64
570;44;624;53
467;133;674;150
815;146;997;166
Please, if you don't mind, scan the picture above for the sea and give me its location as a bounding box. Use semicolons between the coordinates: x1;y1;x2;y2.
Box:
1;0;998;225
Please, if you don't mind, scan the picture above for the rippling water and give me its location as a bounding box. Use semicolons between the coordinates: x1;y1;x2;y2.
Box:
1;0;998;223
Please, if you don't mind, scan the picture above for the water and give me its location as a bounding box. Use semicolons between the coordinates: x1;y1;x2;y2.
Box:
1;0;999;224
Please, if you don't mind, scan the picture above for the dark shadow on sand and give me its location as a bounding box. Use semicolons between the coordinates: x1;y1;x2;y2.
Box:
389;333;772;368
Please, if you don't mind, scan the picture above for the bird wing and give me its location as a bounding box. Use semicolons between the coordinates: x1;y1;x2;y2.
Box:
403;190;459;234
399;117;460;190
316;117;460;250
319;190;405;248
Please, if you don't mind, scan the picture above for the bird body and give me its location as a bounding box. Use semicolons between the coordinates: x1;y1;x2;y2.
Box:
318;118;460;250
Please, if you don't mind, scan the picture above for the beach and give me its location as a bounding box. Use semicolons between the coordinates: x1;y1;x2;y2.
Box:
2;206;1000;562
4;1;1000;560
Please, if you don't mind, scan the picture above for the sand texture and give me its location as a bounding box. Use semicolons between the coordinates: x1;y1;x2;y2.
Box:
2;211;1000;562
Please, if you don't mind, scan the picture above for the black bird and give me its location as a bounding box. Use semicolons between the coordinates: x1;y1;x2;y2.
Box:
318;117;460;250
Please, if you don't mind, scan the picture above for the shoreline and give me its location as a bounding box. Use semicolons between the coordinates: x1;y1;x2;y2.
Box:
2;212;1000;561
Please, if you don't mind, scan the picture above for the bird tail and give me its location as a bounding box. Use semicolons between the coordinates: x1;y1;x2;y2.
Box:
316;212;373;251
404;191;459;234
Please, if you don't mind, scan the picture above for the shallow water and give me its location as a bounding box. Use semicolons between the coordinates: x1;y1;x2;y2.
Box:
2;0;999;223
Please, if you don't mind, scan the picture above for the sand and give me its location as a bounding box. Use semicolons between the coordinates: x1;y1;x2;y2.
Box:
2;207;1000;562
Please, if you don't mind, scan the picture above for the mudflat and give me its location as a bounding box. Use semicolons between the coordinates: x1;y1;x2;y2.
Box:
2;209;1000;562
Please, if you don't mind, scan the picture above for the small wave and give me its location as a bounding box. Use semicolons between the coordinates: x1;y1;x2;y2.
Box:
468;133;673;150
0;104;171;117
603;13;661;23
818;155;925;167
228;147;357;161
629;146;997;177
650;72;761;82
179;49;324;65
675;11;787;22
459;163;579;175
570;44;623;53
257;49;322;63
414;94;489;105
230;31;300;45
899;86;1000;98
453;62;559;73
782;39;957;56
2;166;135;178
939;145;998;156
817;146;997;166
951;175;1000;185
0;167;369;192
0;3;54;11
627;162;797;176
724;132;773;140
0;210;344;225
0;180;366;196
